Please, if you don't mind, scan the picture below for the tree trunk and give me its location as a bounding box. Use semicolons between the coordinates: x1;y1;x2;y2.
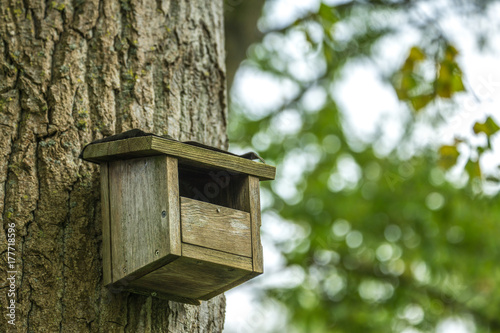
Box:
0;0;227;331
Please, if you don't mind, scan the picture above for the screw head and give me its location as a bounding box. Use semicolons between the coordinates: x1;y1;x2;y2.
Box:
216;207;221;213
151;292;157;297
161;210;167;218
155;250;159;256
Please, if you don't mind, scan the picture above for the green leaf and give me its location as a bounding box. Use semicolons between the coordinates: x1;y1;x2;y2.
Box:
465;158;482;179
392;46;438;110
409;46;426;62
444;44;459;61
451;71;465;92
318;3;338;26
435;46;465;98
410;93;434;111
401;46;425;72
438;144;460;169
473;117;500;137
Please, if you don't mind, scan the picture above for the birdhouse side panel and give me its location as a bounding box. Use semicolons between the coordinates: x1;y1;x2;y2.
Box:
247;176;263;274
100;163;112;286
220;175;264;274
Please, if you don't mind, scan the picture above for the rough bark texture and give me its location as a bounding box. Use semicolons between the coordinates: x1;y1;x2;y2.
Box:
0;0;227;332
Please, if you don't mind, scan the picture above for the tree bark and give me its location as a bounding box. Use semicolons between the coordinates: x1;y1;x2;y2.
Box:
0;0;227;331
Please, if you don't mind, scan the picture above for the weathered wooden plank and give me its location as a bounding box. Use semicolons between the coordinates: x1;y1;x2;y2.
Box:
108;160;125;283
199;270;260;301
129;256;249;300
182;243;253;271
109;156;176;282
166;156;181;256
111;253;179;287
84;136;156;162
151;137;276;180
180;197;252;257
100;163;112;286
82;136;276;181
248;176;264;274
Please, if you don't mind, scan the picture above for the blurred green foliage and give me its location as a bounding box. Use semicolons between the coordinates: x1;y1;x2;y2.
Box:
228;0;500;332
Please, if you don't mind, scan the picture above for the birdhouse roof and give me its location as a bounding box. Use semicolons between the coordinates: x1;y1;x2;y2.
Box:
81;130;276;181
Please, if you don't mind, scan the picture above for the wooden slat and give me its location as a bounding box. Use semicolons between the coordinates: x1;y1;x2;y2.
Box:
182;243;253;271
151;137;276;181
180;197;252;257
109;156;177;282
130;257;249;300
199;270;260;301
100;163;112;286
166;156;181;256
248;176;264;274
82;136;276;181
84;136;155;161
112;253;179;287
108;160;125;282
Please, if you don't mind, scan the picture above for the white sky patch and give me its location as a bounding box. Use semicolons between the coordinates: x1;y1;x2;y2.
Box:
233;67;299;120
270;109;302;136
271;144;322;204
436;317;476;333
332;62;404;151
224;288;288;333
301;85;327;112
259;0;320;31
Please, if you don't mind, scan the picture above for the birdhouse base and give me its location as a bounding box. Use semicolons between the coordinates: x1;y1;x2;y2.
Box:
118;243;258;305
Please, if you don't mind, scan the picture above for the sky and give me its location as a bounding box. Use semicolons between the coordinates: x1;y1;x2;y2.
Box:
223;0;500;332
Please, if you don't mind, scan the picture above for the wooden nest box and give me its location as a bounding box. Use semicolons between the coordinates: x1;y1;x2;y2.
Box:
81;132;275;304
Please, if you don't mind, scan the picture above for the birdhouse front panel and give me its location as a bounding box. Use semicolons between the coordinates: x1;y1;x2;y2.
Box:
180;197;252;257
103;155;181;284
82;132;275;304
